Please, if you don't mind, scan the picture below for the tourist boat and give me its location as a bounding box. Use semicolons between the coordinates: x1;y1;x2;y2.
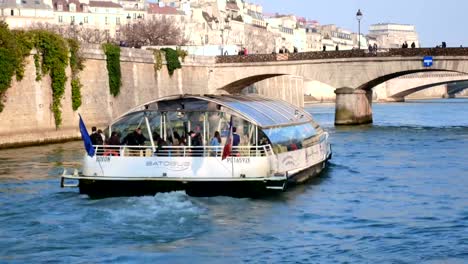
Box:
61;94;332;198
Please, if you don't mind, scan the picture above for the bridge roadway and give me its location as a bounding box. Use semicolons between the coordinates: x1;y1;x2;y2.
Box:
203;48;468;125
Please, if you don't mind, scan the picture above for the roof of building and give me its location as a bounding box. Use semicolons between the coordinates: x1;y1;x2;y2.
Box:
226;2;239;11
88;1;122;8
148;3;180;15
52;0;87;12
1;0;52;9
202;11;217;23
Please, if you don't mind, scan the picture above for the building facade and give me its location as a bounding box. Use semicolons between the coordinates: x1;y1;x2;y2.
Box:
368;23;420;49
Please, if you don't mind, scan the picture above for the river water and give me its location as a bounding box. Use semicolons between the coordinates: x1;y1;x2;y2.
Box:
1;99;467;263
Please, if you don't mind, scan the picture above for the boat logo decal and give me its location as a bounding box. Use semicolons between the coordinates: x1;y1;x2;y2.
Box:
145;161;191;171
281;155;297;167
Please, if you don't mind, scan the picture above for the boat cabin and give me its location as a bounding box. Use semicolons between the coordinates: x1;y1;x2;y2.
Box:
100;94;324;157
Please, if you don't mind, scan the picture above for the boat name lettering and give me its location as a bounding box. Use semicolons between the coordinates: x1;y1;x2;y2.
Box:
96;156;111;162
226;157;251;163
145;161;191;171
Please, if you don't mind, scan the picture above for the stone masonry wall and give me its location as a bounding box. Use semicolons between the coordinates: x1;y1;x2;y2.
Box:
0;46;211;148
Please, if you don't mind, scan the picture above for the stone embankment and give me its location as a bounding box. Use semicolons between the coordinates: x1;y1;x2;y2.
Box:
0;46;212;148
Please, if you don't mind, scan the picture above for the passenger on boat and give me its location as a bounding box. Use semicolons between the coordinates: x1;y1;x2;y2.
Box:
232;127;240;146
122;127;147;146
103;131;121;156
190;131;203;146
97;129;105;143
90;126;103;145
107;131;120;146
172;131;181;146
210;131;221;146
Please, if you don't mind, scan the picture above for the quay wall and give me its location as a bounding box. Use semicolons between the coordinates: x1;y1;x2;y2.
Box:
0;47;212;148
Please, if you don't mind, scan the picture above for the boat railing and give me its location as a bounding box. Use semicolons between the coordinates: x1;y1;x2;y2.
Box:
93;145;274;158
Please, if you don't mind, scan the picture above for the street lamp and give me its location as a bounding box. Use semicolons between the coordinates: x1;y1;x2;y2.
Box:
220;17;230;55
356;9;363;50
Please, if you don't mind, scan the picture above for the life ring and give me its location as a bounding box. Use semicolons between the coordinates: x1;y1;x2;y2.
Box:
103;150;119;156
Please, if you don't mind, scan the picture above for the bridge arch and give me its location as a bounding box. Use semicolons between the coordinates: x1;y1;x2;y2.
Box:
220;74;286;94
390;79;468;100
357;69;461;91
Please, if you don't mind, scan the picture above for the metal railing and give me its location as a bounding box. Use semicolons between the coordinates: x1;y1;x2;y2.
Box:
93;145;274;158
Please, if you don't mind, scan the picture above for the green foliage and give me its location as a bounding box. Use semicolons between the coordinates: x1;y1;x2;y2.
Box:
67;39;84;73
0;25;85;127
0;22;32;112
71;78;82;111
102;43;121;96
68;38;85;111
153;49;163;72
12;30;34;81
34;53;42;81
33;30;69;127
161;48;181;76
176;47;188;62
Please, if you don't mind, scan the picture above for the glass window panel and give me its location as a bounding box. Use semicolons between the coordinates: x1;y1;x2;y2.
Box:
107;112;150;145
262;123;318;153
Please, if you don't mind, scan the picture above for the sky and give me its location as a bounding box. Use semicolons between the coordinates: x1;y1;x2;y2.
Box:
254;0;466;48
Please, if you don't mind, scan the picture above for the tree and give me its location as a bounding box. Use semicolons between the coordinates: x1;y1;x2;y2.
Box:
28;22;111;44
119;17;186;48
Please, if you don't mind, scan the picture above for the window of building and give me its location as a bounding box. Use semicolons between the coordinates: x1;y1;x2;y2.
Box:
133;13;136;19
105;16;108;25
71;16;75;23
57;4;63;11
83;5;88;12
10;9;14;16
84;16;88;23
69;3;76;12
116;17;120;25
58;16;63;23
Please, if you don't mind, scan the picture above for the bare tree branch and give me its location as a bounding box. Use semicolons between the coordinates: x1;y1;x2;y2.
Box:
119;17;187;48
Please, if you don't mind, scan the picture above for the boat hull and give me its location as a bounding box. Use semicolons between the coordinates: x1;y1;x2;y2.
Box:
76;158;330;199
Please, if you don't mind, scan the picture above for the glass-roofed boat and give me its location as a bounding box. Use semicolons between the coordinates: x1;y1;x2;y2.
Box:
61;94;332;197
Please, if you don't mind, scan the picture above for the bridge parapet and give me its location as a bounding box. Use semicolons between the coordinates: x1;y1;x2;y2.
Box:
216;48;468;64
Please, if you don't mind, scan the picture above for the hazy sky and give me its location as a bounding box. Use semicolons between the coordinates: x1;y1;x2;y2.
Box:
254;0;465;47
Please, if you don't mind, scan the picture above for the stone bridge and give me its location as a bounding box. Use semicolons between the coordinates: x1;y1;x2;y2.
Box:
373;72;468;102
206;48;468;125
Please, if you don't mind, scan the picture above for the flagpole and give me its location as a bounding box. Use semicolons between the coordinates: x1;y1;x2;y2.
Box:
231;151;234;178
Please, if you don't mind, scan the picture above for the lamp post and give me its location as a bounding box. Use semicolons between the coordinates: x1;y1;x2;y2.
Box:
220;16;230;56
356;9;363;49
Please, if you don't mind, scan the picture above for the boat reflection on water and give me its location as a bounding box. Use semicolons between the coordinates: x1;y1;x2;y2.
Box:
61;94;332;198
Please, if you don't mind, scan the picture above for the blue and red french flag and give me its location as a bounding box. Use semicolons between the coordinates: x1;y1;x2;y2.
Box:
222;116;233;160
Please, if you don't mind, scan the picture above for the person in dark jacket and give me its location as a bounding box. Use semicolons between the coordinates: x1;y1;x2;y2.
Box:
90;126;103;145
107;131;120;145
122;127;146;146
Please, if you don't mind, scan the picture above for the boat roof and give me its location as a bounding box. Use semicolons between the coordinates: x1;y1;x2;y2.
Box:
119;94;315;128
